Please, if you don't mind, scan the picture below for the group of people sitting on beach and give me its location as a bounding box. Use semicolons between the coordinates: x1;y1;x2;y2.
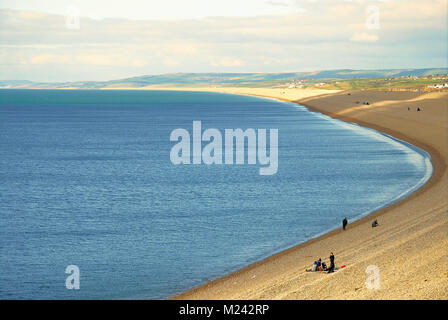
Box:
307;252;336;273
307;219;380;274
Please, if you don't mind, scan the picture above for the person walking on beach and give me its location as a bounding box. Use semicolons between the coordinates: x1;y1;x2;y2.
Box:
342;217;348;230
327;252;335;273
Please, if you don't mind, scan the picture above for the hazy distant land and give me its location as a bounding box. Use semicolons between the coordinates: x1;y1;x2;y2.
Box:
1;68;447;91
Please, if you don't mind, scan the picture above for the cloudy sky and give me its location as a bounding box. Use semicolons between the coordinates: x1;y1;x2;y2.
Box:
0;0;447;82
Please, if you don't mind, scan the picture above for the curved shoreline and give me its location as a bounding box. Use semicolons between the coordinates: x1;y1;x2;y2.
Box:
172;89;447;300
299;100;446;208
295;102;434;224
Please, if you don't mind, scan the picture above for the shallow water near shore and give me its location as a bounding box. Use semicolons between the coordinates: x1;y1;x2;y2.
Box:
0;89;431;299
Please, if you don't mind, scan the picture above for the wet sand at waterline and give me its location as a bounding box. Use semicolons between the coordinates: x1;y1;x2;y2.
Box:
173;89;448;300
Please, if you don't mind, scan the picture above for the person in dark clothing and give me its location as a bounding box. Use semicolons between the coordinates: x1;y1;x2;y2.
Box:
327;252;335;273
317;258;322;271
342;217;348;230
321;261;327;271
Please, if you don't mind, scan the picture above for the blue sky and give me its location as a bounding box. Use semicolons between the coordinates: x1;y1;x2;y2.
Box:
0;0;447;82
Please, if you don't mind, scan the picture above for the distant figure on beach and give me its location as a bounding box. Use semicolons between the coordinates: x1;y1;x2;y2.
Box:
309;258;321;272
342;217;348;230
321;260;327;271
316;258;321;270
306;257;328;272
327;252;335;273
417;107;421;112
408;107;410;111
372;219;379;228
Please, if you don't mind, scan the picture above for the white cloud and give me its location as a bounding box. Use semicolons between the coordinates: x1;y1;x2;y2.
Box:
162;57;180;67
0;0;304;20
350;33;379;42
0;0;446;81
30;54;72;64
210;58;244;67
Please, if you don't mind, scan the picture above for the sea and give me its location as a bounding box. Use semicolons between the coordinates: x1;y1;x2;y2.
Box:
0;89;432;299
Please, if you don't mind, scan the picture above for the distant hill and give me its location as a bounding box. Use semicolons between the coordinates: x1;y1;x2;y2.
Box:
1;68;447;89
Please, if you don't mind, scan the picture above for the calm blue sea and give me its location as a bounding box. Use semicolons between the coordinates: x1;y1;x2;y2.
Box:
0;89;431;299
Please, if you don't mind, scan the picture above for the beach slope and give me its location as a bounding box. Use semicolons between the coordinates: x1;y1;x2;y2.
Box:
173;90;448;300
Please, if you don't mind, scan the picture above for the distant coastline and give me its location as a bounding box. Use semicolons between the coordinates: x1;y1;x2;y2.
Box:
173;89;448;300
1;68;447;91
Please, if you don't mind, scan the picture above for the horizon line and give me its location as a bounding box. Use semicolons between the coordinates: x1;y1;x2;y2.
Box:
2;66;447;84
